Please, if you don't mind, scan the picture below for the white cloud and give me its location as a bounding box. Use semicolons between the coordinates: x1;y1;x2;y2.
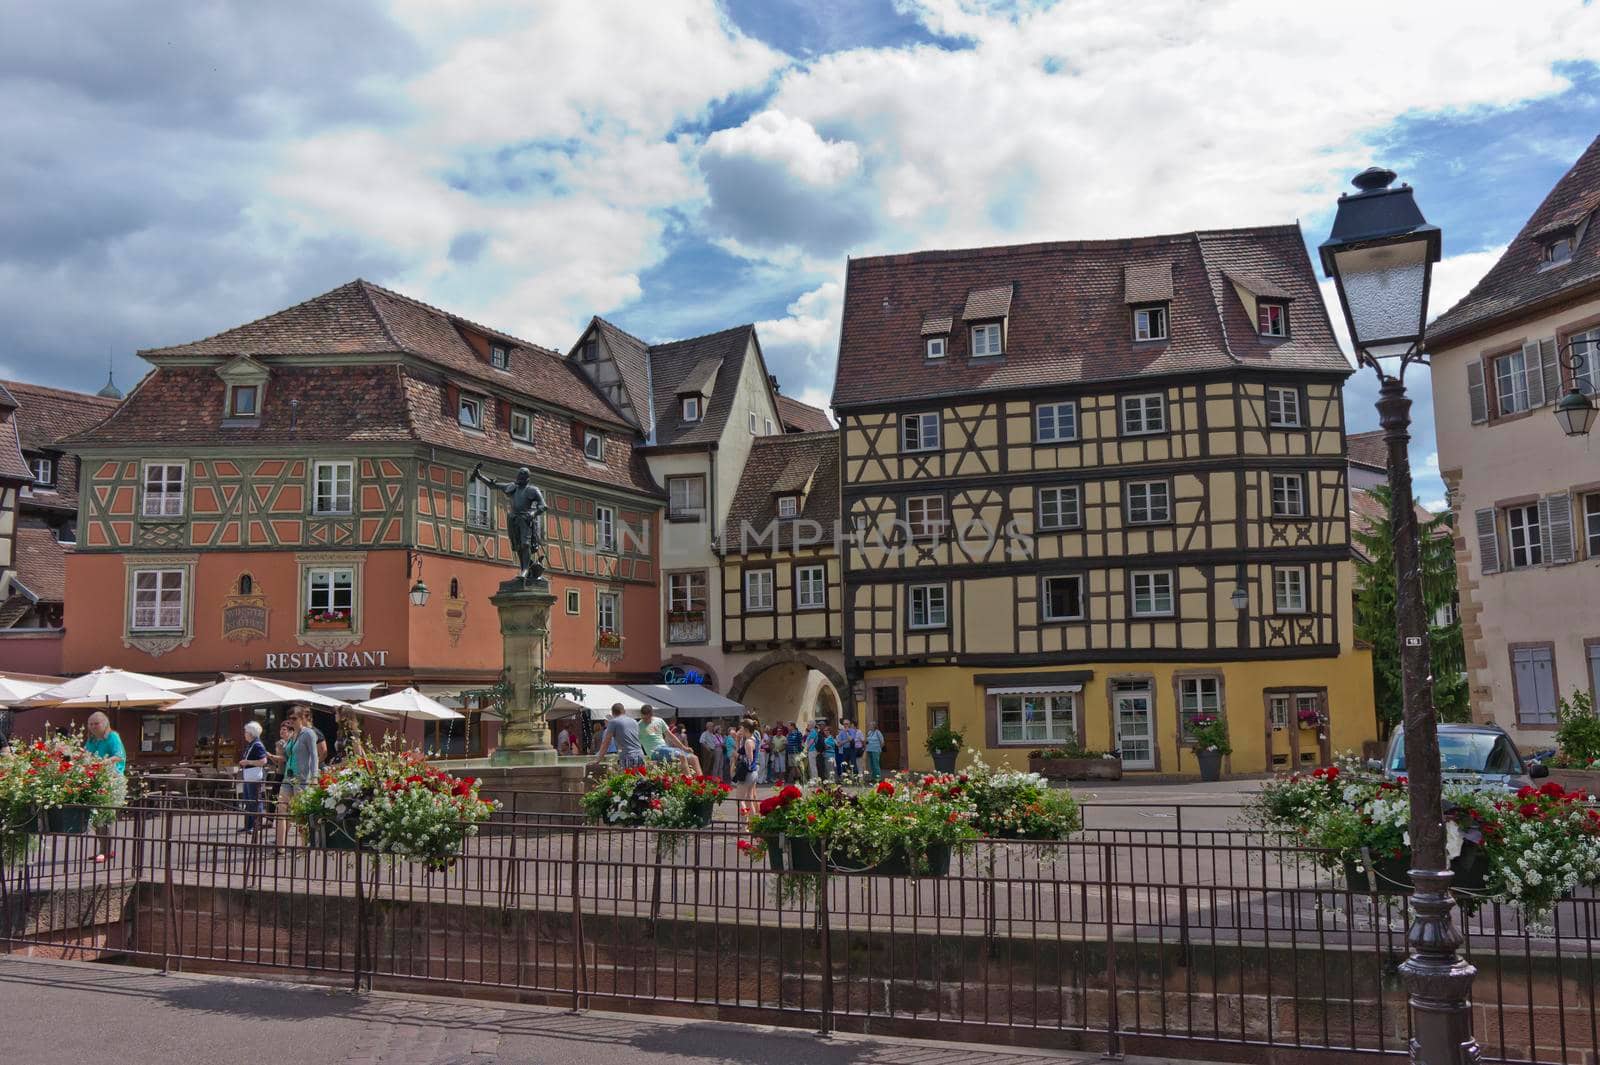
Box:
757;280;844;392
1421;497;1450;513
705;110;861;186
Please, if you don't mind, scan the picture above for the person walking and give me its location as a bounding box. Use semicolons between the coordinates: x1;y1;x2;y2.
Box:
596;703;645;769
698;724;719;776
786;723;804;784
274;706;320;854
804;722;820;781
821;725;838;781
865;722;885;783
731;722;758;817
237;721;269;834
722;726;736;784
769;725;787;784
84;711;125;863
845;720;865;779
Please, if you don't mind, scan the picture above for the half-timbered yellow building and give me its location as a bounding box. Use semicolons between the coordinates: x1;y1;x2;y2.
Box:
832;225;1376;776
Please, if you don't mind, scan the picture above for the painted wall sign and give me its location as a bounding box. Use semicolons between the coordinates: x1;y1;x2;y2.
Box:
660;665;708;686
263;649;391;670
222;573;269;644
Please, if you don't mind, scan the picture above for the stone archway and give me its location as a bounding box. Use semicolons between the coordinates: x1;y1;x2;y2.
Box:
728;649;849;705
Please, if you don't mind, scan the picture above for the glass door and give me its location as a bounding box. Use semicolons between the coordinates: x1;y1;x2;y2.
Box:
1115;687;1155;770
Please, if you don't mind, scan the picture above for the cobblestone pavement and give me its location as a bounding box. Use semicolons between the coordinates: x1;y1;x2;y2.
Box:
0;956;1221;1065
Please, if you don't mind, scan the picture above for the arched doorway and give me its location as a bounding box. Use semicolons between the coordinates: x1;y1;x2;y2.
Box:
728;649;848;728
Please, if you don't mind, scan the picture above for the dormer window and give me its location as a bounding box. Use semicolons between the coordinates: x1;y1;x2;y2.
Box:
490;344;510;370
581;336;598;362
1257;301;1288;337
216;355;270;425
682;396;702;422
925;336;946;360
458;394;484;430
28;455;54;487
1544;236;1574;264
227;384;259;418
583;429;604;461
510;409;534;443
1133;303;1168;342
970;322;1003;357
777;495;799;518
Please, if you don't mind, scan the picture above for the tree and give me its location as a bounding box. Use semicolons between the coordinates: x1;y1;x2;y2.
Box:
1352;484;1470;737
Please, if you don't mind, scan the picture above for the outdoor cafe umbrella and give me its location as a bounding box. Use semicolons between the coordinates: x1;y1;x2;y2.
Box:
163;674;372;767
23;666;198;709
358;687;463;753
0;674;61;707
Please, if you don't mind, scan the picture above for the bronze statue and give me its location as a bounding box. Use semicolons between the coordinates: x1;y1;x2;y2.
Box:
471;463;547;581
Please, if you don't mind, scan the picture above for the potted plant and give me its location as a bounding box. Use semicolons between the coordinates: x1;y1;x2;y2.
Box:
1187;714;1230;782
1546;689;1600;795
582;762;730;834
925;724;963;772
0;731;127;862
596;628;623;651
921;756;1083;840
1027;744;1123;781
305;608;351;631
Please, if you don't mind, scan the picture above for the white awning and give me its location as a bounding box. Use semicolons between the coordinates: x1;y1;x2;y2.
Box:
312;682;380;702
986;685;1083;696
623;683;745;719
565;683;650;719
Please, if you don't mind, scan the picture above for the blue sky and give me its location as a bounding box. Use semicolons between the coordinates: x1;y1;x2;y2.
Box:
4;0;1600;508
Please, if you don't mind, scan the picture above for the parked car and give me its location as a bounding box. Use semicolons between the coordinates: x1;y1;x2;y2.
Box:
1371;724;1548;792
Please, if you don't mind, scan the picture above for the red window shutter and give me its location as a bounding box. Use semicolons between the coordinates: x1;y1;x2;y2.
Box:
497;398;511;429
445;382;460;420
570;420;584;447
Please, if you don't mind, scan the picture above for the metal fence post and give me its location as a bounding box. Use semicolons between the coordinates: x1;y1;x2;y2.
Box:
1176;806;1190;967
1102;841;1122;1060
161;796;175;974
352;832;366;992
569;825;585;1012
818;844;833;1037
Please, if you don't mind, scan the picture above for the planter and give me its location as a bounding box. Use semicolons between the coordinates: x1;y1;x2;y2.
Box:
1029;755;1123;782
1195;749;1224;782
42;806;90;835
306;618;351;632
1544;767;1600;797
768;834;952;877
930;750;958;773
1342;848;1488;897
320;822;361;850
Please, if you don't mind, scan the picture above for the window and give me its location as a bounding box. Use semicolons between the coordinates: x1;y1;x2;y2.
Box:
583;430;604;461
1273;567;1307;613
458;394;484;429
227;384;258;418
1512;644;1558;725
1179;677;1222;738
1257;302;1287;337
131;569;185;630
1042;575;1084;621
1507;504;1543;568
28;456;54;487
745;569;774;611
1268;693;1291;728
901;412;940;452
1586;493;1600;558
765;418;774;435
1270;473;1305;517
1544;237;1574;264
306;568;354;627
1572;330;1600;395
997;692;1077;745
141;462;185;517
909;584;948;629
580;336;597;362
1125;480;1171;524
682;396;701;422
490;344;509;370
796;564;826;609
1133;304;1168;341
666;476;706;521
1266;386;1301;427
668;571;706;613
312;460;353;516
904;494;946;538
1120;393;1165;435
466;478;492;528
565;589;580;615
1131;571;1174;616
777;495;799;518
595;505;616;552
925;336;946;360
1038;486;1081;530
510;409;534;442
597;591;620;634
749;412;758;434
1495;351;1530;416
449;577;460;598
971;322;1003;357
1035;401;1078;442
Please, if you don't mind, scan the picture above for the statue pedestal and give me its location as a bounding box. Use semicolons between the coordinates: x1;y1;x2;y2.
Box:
489;576;559;768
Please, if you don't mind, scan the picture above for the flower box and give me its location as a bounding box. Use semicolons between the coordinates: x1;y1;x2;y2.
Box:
764;833;952;877
1342;848;1488;897
306;617;351;632
42;805;90;835
1028;754;1123;781
320;821;361;851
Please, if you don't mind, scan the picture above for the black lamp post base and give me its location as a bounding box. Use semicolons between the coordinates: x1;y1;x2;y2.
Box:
1401;868;1480;1065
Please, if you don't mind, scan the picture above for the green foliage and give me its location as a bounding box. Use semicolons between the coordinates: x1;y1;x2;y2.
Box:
925;723;963;755
1188;714;1232;756
1554;689;1600;767
1352;484;1468;735
1030;744;1115;760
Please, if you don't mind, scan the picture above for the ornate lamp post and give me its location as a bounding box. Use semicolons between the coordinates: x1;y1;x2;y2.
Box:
1554;339;1597;436
1320;168;1477;1065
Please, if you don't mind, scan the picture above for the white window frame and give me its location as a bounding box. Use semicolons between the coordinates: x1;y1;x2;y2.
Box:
565;589;581;615
1573;329;1600;395
748;411;758;435
595;504;616;552
305;567;355;625
1041;574;1085;621
510;409;534;442
227;383;259;418
312;460;354;516
1125;480;1171;525
1585;492;1600;558
668;571;707;613
901;412;941;452
583;430;604;461
996;692;1077;746
1035;400;1078;443
489;344;509;370
796;564;826;610
667;475;705;521
1179;677;1223;738
904;494;946;538
1258;302;1287;337
682;395;702;422
1133;304;1168;341
777;495;799;519
597;590;621;634
1270;473;1306;518
1266;386;1301;427
745;569;775;612
909;583;948;629
1495;351;1530;416
141;461;185;518
1273;567;1307;613
458;394;484;430
1507;503;1543;568
1038;485;1081;530
971;321;1003;357
29;456;54;487
1130;570;1175;617
765;417;774;435
925;335;947;360
1120;393;1166;435
130;568;186;631
466;477;492;528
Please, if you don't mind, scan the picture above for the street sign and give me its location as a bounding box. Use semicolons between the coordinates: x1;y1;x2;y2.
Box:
1404;636;1422;647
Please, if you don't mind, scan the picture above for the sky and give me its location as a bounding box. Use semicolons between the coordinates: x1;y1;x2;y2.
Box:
4;0;1600;510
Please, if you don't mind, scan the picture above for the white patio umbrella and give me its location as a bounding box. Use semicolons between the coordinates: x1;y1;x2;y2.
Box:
356;687;463;720
0;674;62;707
23;666;198;709
162;674;349;713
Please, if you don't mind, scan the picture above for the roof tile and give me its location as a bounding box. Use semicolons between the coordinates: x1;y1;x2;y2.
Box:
777;394;832;433
725;431;839;553
1124;261;1174;304
963;284;1014;321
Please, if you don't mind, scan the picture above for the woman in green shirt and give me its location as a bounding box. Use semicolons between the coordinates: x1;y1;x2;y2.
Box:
85;711;125;862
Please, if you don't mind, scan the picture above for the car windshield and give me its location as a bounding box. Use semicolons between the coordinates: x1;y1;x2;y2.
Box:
1389;732;1522;775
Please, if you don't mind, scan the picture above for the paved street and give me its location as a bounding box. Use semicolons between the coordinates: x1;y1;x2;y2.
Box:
0;956;1223;1065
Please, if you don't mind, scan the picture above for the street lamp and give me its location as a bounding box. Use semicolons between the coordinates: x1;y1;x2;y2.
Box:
1229;585;1248;611
1320;167;1478;1065
1554;339;1597;436
406;551;431;607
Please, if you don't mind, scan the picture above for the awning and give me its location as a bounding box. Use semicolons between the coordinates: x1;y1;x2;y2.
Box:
566;683;650;719
312;682;380;702
987;685;1083;696
624;683;745;719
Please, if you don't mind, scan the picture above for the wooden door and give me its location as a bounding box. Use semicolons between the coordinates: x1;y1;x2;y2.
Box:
873;685;903;772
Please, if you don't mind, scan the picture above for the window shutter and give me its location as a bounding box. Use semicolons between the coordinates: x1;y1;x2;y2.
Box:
570;420;584;447
1474;507;1500;575
1539;337;1561;405
1522;340;1545;408
496;397;511;429
444;383;460;421
1542;491;1574;564
1466;360;1488;424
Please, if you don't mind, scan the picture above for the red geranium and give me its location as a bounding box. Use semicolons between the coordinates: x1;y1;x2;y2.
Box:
876;781;894;795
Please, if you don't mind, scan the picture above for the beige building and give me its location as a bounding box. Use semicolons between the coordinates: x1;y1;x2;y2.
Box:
1426;134;1600;743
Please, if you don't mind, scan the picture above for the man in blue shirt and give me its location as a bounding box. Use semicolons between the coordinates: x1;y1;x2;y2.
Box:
785;723;804;784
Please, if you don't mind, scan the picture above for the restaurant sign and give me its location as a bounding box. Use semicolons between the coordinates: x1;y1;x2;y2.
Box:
263;649;392;671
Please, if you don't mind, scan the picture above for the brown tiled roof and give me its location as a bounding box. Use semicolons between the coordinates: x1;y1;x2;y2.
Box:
724;431;839;553
1349;488;1441;561
1428;135;1600;345
1345;429;1387;470
771;453;820;494
1222;269;1292;300
10;523;65;603
645;325;761;447
0;388;32;484
0;380;119;452
777;394;832;433
1124;261;1174;304
589;318;653;426
963;284;1014;321
0;595;30;628
920;315;953;336
676;356;723;397
833;225;1348;409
